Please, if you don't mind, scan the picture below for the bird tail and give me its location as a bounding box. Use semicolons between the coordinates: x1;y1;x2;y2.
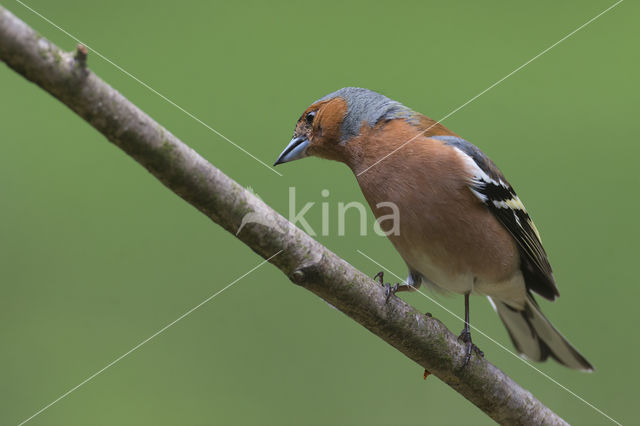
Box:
490;294;594;371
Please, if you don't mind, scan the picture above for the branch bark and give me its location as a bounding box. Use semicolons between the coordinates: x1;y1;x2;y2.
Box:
0;7;567;425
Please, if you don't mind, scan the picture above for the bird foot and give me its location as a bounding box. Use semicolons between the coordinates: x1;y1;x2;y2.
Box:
458;329;484;367
373;271;409;302
384;282;400;302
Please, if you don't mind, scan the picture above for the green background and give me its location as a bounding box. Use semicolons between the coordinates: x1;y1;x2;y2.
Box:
1;1;637;424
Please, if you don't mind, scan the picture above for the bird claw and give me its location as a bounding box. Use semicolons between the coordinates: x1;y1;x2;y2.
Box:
458;329;484;367
384;282;400;302
373;272;401;302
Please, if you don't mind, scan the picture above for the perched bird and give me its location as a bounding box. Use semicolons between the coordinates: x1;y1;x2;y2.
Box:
274;87;593;371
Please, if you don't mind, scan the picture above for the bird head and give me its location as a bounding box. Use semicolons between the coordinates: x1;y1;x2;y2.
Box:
274;87;418;167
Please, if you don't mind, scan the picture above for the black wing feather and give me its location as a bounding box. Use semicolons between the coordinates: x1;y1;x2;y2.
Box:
435;136;559;300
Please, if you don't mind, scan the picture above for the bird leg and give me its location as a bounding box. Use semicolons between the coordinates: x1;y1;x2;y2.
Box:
373;271;415;302
458;292;484;367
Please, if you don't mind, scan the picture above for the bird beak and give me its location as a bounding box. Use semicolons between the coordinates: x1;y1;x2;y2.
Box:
274;136;310;166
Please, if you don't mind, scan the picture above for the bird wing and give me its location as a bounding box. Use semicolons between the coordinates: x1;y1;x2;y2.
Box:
432;136;559;300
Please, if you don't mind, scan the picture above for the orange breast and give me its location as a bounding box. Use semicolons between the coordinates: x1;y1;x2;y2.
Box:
348;121;520;288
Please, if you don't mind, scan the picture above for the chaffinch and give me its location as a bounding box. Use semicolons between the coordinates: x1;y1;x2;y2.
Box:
274;87;593;371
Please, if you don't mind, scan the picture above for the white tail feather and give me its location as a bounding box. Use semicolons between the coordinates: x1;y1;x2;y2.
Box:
491;295;594;371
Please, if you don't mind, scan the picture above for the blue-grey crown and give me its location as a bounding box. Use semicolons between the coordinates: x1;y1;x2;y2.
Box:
317;87;417;142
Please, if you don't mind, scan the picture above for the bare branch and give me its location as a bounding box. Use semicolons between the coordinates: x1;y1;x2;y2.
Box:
73;43;87;67
0;6;567;425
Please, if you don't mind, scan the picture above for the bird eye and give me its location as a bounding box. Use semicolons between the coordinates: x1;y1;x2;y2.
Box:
305;111;316;125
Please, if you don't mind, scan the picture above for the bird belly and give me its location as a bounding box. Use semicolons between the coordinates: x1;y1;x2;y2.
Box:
354;134;524;306
408;248;526;309
410;251;474;294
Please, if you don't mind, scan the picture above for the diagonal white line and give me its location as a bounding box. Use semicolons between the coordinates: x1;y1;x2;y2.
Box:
14;0;283;177
356;249;621;425
356;0;624;177
17;250;283;426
